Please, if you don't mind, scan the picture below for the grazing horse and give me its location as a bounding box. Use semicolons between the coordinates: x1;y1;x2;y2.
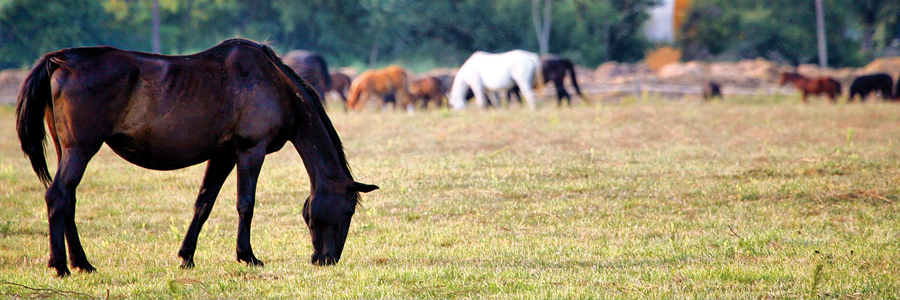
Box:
896;76;900;100
16;39;378;277
848;73;894;102
778;72;841;103
283;50;331;101
702;81;722;100
346;65;411;111
329;72;352;104
540;55;584;106
449;50;543;110
409;76;447;109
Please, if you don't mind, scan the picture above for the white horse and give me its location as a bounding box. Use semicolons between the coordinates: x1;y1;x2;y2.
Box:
449;50;543;110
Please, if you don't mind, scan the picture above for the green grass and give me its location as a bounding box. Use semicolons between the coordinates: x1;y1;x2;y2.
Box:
2;95;899;299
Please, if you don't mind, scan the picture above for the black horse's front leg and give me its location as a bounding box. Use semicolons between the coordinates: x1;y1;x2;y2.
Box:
178;155;235;269
234;146;266;266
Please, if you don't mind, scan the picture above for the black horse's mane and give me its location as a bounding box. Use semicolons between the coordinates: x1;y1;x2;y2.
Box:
237;39;356;192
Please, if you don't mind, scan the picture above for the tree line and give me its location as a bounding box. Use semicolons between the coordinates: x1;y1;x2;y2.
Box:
1;0;898;70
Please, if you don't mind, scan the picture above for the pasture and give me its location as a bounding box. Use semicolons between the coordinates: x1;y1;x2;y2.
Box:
1;95;899;299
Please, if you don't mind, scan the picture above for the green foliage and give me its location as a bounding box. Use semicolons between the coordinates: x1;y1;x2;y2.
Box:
678;0;890;67
2;0;897;69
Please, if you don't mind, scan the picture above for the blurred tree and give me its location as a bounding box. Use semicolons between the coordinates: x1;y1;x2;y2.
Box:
0;0;133;69
849;0;900;57
678;0;864;67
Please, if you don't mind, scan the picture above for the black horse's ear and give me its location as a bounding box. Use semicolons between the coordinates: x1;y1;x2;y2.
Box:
351;182;379;193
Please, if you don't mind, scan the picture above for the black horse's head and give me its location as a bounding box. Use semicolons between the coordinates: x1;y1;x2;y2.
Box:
302;181;378;265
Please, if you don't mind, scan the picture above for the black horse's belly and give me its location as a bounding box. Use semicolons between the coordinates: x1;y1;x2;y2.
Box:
105;131;221;171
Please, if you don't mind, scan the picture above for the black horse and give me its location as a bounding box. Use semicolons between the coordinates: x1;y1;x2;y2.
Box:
848;73;894;102
505;55;585;107
896;76;900;100
284;50;332;102
16;39;378;277
540;55;584;106
702;81;722;100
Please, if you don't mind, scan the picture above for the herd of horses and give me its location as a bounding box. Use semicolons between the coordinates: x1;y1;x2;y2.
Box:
14;37;900;277
287;50;585;112
776;72;900;103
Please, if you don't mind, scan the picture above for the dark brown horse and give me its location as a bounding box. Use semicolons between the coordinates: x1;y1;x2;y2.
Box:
409;76;446;109
16;39;378;277
848;73;894;102
283;50;331;101
329;72;352;105
778;72;841;103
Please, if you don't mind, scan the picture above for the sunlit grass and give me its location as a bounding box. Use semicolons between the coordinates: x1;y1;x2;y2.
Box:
1;95;899;299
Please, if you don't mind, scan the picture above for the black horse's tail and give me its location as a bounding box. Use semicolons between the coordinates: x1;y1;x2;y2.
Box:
17;54;61;187
565;59;584;98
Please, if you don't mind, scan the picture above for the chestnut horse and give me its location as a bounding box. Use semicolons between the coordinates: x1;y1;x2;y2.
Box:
409;76;446;109
778;72;841;103
346;65;411;111
16;39;378;277
283;50;331;101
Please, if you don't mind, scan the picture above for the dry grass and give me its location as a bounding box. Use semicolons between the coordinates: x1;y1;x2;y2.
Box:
1;96;899;299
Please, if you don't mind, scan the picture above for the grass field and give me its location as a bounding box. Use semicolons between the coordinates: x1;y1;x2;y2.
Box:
1;95;899;299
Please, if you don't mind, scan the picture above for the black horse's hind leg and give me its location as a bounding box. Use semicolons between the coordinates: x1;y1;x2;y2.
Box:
554;80;570;107
47;146;101;277
178;155;236;269
235;146;266;266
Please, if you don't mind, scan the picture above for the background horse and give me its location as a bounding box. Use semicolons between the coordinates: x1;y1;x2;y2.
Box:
540;55;584;106
409;76;446;109
329;72;353;109
16;39;377;277
848;73;894;102
346;65;411;111
702;81;722;100
896;76;900;100
449;50;543;110
778;72;841;103
283;50;331;101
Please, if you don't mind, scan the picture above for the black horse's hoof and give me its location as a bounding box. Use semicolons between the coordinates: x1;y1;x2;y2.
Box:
72;260;96;273
238;254;264;267
54;267;71;278
180;259;195;269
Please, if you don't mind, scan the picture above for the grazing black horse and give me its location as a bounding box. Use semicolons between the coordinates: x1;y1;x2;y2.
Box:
540;55;584;106
848;73;894;102
505;55;585;107
283;50;332;102
16;39;378;277
702;81;722;100
896;76;900;100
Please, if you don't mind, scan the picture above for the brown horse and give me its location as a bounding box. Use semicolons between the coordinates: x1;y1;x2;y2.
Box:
778;72;842;103
329;72;352;104
346;65;411;110
283;50;331;101
16;39;378;277
409;76;446;109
